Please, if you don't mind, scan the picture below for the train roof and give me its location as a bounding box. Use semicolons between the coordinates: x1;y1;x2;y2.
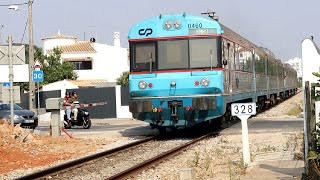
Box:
128;13;285;64
128;13;223;40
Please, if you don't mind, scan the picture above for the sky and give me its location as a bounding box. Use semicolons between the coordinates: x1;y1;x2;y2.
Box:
0;0;319;62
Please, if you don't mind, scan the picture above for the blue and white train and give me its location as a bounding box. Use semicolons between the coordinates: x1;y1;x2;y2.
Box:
128;13;297;132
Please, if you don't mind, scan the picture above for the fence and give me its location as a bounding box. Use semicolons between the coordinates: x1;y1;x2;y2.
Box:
19;86;131;119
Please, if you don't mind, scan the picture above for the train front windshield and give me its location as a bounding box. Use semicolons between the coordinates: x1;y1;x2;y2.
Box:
130;38;219;71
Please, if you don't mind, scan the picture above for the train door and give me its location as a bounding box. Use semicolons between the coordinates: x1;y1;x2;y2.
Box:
222;39;232;93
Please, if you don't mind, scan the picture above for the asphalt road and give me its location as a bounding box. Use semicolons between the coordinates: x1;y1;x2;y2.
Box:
35;118;159;138
34;117;303;138
221;117;304;135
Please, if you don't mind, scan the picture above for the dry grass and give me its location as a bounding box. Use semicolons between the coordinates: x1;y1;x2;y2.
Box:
286;105;302;116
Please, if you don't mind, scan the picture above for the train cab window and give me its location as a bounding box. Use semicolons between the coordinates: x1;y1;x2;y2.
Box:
189;38;218;68
133;42;156;71
158;40;188;69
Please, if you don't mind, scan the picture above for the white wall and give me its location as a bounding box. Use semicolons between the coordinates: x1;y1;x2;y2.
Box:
0;65;29;82
61;43;129;82
42;79;79;96
115;85;132;118
302;38;320;85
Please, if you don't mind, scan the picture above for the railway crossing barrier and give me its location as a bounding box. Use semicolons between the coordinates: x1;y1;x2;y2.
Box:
45;98;107;138
61;102;108;110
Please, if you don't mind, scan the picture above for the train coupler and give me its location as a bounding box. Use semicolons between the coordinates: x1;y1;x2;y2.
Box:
169;100;182;122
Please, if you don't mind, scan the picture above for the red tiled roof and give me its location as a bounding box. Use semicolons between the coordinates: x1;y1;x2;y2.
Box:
47;41;96;54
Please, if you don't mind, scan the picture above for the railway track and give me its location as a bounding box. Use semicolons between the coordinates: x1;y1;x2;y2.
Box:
107;131;218;180
15;92;299;179
15;125;226;180
15;136;156;180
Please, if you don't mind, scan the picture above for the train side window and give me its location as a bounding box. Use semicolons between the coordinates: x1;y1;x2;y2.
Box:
254;54;266;74
235;44;241;70
244;52;252;72
228;42;235;69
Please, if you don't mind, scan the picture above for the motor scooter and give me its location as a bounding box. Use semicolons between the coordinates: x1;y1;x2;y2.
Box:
63;102;91;129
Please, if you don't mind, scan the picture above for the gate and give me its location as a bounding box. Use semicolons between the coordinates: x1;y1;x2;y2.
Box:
67;87;116;118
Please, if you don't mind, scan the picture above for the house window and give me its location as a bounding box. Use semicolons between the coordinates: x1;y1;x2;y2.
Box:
73;61;92;70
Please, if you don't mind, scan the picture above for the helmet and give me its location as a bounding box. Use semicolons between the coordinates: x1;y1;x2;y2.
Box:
72;91;77;96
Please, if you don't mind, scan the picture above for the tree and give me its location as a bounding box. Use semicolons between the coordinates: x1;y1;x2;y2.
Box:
116;71;129;86
15;46;77;92
42;48;77;84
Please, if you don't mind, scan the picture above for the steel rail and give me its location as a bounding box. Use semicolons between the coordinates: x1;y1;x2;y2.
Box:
107;131;219;180
15;136;156;180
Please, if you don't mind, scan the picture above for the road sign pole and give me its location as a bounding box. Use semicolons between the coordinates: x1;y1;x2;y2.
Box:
37;82;40;113
8;35;14;126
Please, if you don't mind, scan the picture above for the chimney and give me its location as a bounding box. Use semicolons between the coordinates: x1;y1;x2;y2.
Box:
114;32;120;47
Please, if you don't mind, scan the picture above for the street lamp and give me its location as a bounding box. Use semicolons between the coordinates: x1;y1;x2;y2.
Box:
8;5;19;11
8;0;35;111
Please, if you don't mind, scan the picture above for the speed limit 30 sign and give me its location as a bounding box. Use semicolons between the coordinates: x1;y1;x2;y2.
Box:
231;102;256;116
32;70;44;82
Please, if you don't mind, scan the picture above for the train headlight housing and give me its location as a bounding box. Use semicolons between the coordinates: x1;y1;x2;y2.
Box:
201;78;210;87
173;20;181;29
138;81;147;89
170;81;176;87
164;21;172;30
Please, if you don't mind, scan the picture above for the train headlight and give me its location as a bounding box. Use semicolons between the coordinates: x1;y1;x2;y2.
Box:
173;20;181;29
164;21;172;30
201;78;210;87
138;81;147;89
170;81;176;87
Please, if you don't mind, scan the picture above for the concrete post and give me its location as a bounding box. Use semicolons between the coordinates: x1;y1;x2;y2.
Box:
179;168;195;180
50;110;61;137
46;98;63;137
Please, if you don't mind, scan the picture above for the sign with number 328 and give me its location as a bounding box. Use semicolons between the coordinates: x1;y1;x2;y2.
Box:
231;103;256;116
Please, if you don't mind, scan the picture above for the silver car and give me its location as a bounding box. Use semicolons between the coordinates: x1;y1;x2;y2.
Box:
0;103;38;129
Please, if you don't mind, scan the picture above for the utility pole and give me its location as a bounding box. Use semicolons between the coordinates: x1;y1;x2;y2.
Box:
0;25;4;44
28;0;35;111
8;35;14;126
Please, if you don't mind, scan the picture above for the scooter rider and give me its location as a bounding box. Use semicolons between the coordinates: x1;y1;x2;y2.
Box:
63;91;72;121
69;91;79;120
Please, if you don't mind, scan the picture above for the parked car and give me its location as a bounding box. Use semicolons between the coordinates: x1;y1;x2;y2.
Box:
0;102;38;129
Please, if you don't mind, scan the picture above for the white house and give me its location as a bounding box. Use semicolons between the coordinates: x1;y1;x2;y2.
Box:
39;32;131;121
42;31;129;83
286;57;302;78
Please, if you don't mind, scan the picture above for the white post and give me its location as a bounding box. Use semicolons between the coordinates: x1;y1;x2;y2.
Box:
239;115;251;166
231;103;256;167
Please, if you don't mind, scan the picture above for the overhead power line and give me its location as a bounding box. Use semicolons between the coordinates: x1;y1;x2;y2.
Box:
21;18;28;44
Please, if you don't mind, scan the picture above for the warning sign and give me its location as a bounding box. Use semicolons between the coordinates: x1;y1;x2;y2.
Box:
33;59;42;69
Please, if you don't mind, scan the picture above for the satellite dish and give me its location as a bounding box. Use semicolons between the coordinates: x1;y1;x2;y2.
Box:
90;38;96;43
